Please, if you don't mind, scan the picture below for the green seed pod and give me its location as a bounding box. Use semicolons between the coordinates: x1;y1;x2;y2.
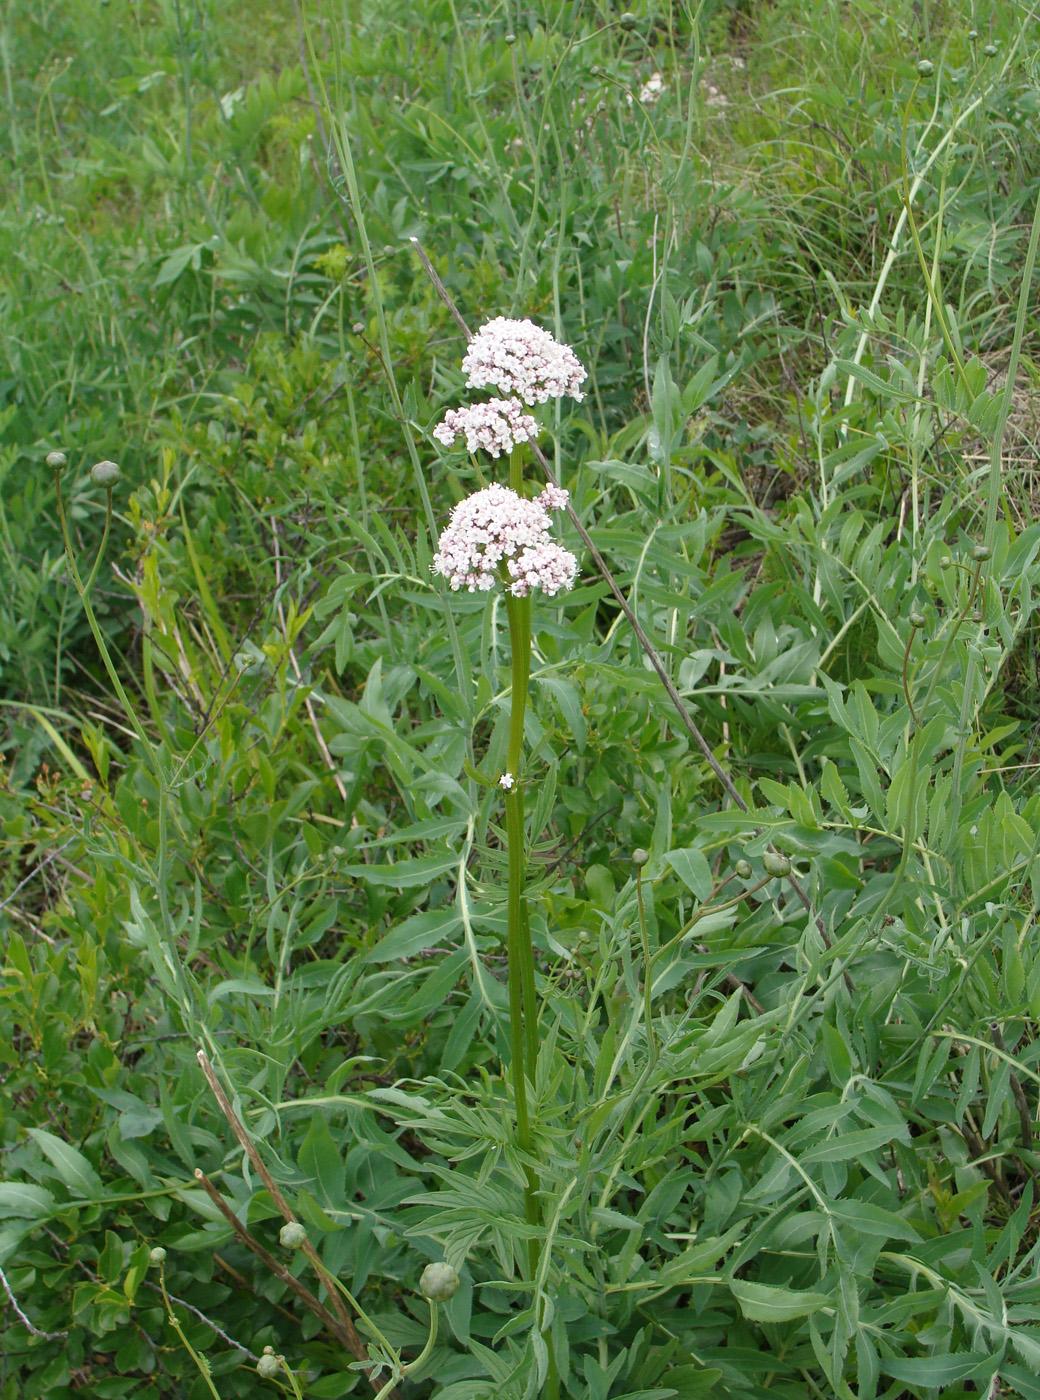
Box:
632;848;649;868
149;1246;167;1265
916;59;933;76
619;12;637;30
46;450;67;469
279;1222;307;1250
734;859;752;879
909;611;926;628
257;1354;281;1379
971;543;991;562
762;850;791;878
90;459;121;487
419;1261;460;1303
983;43;997;56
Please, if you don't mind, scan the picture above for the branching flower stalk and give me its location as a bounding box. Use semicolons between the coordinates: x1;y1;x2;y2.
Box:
430;322;583;1296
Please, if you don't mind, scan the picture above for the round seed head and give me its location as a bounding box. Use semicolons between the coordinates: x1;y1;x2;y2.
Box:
419;1261;460;1302
46;450;67;469
971;543;991;562
257;1354;281;1379
968;29;978;39
505;30;516;43
983;43;997;56
279;1222;308;1250
149;1247;167;1265
762;850;792;878
916;59;933;76
632;848;650;867
619;11;637;28
939;555;952;568
910;611;926;628
90;459;121;487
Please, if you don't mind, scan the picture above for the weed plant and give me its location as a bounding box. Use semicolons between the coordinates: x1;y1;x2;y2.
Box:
3;2;1040;1398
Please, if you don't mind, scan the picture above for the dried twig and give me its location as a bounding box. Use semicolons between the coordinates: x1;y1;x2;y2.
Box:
0;1262;68;1341
194;1170;352;1350
142;1276;258;1359
195;1052;398;1397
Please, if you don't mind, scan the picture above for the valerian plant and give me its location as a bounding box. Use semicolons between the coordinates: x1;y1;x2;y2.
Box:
6;5;1040;1400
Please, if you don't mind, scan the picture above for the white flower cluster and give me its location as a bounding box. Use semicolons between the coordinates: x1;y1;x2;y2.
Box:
431;482;577;598
461;317;587;405
433;398;539;459
638;72;665;104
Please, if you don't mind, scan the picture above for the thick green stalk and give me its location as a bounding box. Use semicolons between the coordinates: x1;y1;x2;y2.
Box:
504;590;539;1263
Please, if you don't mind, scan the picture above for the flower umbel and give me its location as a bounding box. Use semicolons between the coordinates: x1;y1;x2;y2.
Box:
433;398;539;458
462;317;587;404
431;482;578;597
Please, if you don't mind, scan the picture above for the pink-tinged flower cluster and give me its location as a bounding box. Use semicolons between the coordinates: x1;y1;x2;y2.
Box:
432;398;539;459
432;483;578;598
462;318;587;405
507;541;578;598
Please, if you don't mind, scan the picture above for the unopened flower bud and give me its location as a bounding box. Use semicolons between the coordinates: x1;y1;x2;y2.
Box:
632;848;649;867
279;1222;307;1250
46;450;67;469
762;850;791;878
971;543;991;561
909;611;925;628
505;31;516;44
968;29;978;39
149;1247;166;1265
419;1261;460;1302
916;59;933;76
257;1353;281;1379
90;459;121;487
734;859;752;879
619;11;637;28
983;43;997;56
939;555;952;568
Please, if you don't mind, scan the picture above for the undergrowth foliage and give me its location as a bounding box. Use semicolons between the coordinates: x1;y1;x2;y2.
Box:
3;2;1040;1398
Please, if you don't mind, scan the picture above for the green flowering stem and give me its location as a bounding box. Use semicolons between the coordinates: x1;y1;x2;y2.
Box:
503;589;540;1265
371;1299;438;1398
157;1260;223;1400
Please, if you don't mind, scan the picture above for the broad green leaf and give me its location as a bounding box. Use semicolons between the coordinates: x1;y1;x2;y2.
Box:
0;1182;56;1220
665;847;714;901
27;1128;103;1199
730;1279;830;1323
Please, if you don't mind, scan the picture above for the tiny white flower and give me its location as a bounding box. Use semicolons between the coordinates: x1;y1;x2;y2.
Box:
431;483;579;597
499;772;515;790
462;318;586;404
433;398;539;459
537;483;569;512
638;72;665;104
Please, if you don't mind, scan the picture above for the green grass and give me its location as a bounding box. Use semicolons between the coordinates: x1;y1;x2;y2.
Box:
3;1;1040;1397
